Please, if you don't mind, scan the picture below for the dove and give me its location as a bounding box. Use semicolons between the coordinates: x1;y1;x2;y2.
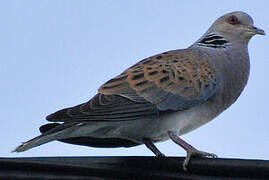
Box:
14;11;265;171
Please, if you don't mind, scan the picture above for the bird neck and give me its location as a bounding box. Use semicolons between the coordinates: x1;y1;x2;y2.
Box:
221;43;250;108
194;33;230;48
190;41;250;110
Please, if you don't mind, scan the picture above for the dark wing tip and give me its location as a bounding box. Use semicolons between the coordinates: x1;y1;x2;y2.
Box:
46;108;70;122
39;123;60;134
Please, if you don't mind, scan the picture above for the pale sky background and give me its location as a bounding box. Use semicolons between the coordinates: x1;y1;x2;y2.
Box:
1;1;268;160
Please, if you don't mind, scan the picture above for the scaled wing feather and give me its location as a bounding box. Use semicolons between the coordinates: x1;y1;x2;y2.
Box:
99;49;219;111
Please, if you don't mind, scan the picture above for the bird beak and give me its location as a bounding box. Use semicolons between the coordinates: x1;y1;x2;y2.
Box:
247;25;266;35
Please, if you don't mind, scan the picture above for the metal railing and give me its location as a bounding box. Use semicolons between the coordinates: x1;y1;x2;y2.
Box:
1;156;269;179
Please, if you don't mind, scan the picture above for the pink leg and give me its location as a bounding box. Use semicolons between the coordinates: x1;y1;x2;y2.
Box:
168;131;217;171
143;138;165;157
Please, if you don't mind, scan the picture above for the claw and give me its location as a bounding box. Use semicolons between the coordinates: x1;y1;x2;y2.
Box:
183;149;217;171
167;131;218;171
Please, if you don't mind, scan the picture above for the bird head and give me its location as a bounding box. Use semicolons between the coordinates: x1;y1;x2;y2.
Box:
208;11;265;44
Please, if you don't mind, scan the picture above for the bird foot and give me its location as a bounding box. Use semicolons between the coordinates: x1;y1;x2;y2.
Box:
167;131;217;171
183;149;217;171
143;138;165;157
156;152;166;157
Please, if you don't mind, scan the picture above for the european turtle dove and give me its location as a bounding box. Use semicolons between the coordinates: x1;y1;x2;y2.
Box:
14;11;265;171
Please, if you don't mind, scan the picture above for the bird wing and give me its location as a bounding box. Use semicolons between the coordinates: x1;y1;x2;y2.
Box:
47;49;218;122
46;93;159;122
99;49;219;111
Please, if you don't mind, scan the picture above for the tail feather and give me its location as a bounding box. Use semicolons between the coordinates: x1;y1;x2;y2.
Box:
13;123;82;152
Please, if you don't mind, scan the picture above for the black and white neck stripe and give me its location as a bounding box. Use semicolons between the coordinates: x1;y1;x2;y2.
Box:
197;33;229;48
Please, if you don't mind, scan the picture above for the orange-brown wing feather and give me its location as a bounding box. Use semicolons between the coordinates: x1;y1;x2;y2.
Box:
99;49;218;111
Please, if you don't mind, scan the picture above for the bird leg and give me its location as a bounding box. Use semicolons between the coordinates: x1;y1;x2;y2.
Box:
168;131;217;171
143;138;165;157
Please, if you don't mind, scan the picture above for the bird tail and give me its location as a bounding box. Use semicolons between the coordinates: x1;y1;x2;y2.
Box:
13;123;82;152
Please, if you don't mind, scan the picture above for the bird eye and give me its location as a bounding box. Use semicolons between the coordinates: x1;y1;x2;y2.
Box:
227;15;240;25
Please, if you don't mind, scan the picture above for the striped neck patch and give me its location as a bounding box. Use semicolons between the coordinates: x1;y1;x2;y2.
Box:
197;33;229;48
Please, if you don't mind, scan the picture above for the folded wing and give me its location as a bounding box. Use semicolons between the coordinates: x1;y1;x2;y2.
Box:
99;49;219;111
46;93;159;122
48;49;218;122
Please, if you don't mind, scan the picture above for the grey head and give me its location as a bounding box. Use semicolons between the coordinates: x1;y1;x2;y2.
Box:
194;11;265;48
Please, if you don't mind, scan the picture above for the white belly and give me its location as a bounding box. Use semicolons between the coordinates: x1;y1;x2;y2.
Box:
152;103;216;142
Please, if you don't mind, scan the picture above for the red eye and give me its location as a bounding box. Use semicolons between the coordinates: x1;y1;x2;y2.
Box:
227;15;240;25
